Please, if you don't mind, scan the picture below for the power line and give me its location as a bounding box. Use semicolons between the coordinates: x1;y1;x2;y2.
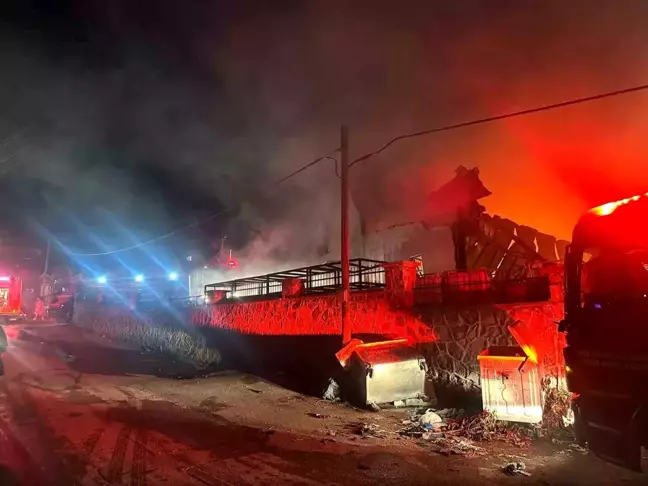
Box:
64;82;648;256
64;153;338;256
271;155;339;186
350;82;648;167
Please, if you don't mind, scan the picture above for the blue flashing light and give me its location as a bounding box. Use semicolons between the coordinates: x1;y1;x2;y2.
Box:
169;272;178;281
97;276;107;284
135;274;145;282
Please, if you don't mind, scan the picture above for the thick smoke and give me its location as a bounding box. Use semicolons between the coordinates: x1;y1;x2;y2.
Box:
3;1;648;274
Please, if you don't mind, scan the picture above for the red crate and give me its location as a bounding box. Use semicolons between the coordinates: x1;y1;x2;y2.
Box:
443;269;493;292
414;273;442;303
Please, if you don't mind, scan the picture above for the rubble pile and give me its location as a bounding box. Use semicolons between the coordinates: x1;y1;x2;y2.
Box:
503;461;531;477
395;408;534;455
347;422;389;439
541;386;574;439
350;399;578;459
445;411;533;447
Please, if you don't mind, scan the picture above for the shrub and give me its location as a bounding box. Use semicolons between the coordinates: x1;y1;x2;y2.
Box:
74;304;220;369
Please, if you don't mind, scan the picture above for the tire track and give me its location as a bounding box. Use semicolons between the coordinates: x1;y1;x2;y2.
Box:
80;428;103;461
0;417;46;485
105;425;131;483
185;465;236;486
130;428;147;486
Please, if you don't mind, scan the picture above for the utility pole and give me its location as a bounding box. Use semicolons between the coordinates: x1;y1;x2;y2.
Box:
43;204;52;275
340;125;351;345
43;239;51;275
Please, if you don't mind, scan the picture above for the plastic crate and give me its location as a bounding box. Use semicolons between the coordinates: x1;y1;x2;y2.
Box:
443;269;494;305
444;269;493;292
478;346;543;423
414;273;443;303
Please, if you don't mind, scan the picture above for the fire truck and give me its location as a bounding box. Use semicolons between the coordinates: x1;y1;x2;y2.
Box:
0;276;25;323
560;194;648;471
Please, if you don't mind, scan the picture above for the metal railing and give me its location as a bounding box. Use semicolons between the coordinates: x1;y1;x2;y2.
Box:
168;295;206;308
204;258;386;301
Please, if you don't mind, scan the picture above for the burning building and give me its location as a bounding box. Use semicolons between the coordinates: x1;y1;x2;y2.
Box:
352;165;569;276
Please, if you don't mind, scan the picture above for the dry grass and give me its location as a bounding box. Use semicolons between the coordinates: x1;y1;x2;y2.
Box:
541;386;573;439
77;308;220;369
445;410;533;446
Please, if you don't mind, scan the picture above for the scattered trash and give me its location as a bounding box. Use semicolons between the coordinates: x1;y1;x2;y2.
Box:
396;407;536;455
323;379;341;401
541;387;573;439
562;407;575;427
429;436;486;457
421;431;444;440
434;408;464;419
393;397;430;408
367;401;381;412
353;423;387;438
308;413;330;419
503;461;531;476
419;409;443;428
399;407;446;439
445;411;533;447
568;444;589;455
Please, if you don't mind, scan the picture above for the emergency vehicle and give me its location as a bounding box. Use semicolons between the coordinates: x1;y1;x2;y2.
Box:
0;276;25;323
560;194;648;471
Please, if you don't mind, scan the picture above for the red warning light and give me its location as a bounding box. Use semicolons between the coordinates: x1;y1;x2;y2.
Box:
590;194;644;216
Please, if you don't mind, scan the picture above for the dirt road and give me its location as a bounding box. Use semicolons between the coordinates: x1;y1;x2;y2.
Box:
0;322;644;485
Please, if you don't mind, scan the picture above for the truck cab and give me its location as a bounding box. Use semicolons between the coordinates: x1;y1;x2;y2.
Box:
0;276;24;323
561;195;648;471
47;281;75;322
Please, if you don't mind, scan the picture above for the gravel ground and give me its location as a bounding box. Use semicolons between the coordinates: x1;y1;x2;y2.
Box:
0;322;644;485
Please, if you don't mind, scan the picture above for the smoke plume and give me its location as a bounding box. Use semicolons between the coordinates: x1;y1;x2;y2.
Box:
3;1;648;273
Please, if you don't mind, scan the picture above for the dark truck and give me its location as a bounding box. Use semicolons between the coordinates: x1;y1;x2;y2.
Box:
47;281;75;322
560;194;648;471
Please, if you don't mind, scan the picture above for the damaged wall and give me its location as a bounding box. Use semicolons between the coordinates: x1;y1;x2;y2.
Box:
468;214;570;279
363;212;570;277
363;224;455;273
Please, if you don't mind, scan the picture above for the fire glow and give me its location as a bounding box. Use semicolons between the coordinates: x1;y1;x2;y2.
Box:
591;193;645;216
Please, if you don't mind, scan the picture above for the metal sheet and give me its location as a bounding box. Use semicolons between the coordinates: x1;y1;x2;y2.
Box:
347;341;427;405
365;358;426;405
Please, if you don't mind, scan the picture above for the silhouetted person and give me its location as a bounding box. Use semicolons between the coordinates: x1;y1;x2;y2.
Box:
33;298;45;321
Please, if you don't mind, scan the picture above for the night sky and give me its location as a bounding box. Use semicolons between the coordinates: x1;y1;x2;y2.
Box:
2;1;648;272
